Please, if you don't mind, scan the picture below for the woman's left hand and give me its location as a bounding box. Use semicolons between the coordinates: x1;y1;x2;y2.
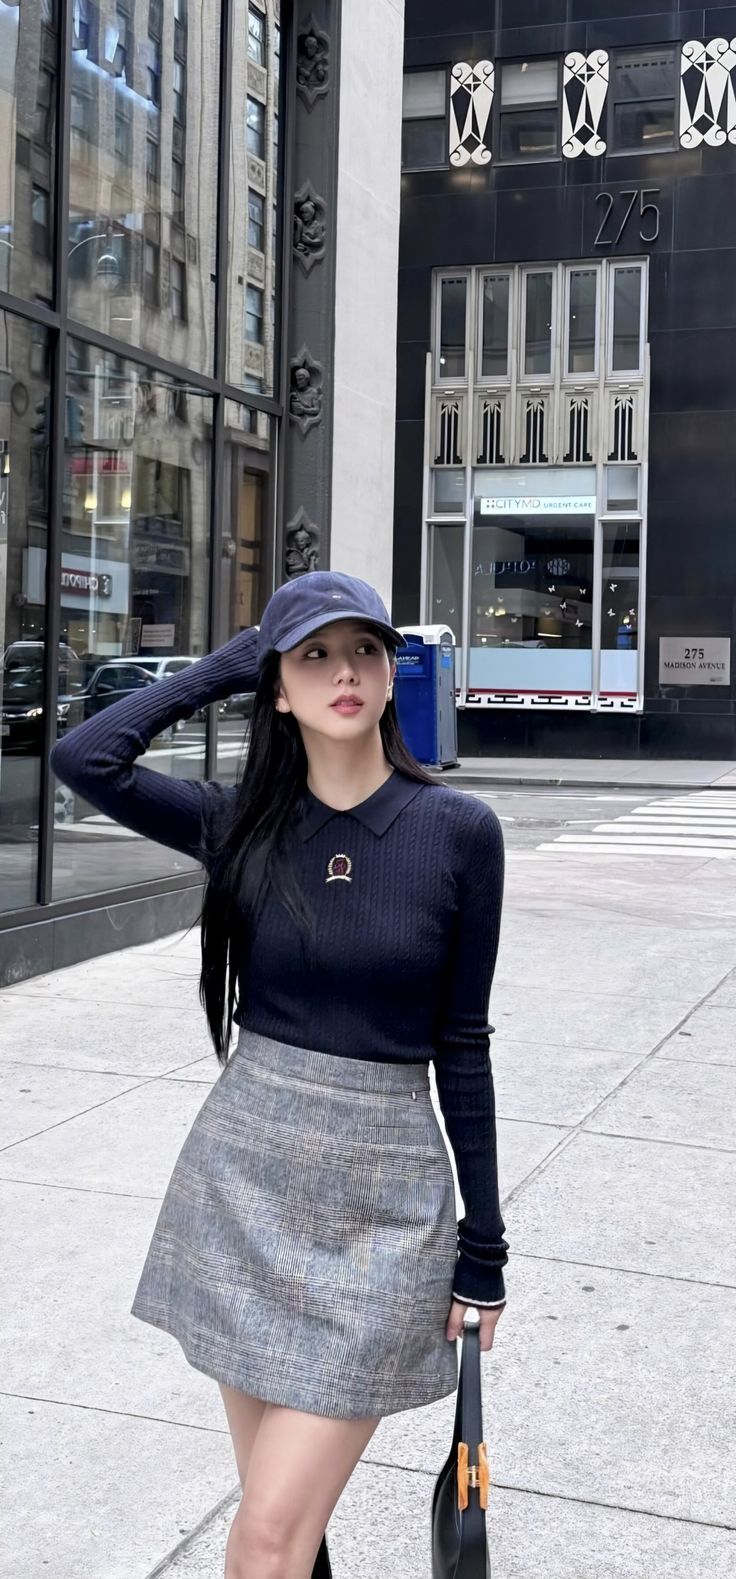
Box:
446;1300;505;1352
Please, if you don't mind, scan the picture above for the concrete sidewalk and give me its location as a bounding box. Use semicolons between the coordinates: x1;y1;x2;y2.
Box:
435;756;736;791
2;842;736;1576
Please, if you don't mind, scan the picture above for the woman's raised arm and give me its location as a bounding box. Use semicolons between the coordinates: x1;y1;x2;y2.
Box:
49;629;259;861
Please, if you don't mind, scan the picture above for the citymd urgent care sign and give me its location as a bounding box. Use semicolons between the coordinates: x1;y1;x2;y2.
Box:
659;637;731;686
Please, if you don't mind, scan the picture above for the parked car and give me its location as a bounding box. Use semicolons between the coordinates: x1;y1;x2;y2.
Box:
88;655;226;734
1;642;86;756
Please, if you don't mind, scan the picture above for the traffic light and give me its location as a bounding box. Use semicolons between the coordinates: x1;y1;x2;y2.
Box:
65;395;85;444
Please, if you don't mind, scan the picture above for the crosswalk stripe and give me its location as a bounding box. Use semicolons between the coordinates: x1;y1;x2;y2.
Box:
536;788;736;860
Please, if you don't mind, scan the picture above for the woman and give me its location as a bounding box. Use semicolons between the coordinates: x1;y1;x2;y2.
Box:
50;569;508;1579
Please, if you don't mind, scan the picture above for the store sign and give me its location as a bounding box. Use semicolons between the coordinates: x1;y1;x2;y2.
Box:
60;567;112;598
659;638;731;687
480;496;596;515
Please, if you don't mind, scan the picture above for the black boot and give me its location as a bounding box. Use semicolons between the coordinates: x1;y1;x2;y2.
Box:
311;1533;333;1577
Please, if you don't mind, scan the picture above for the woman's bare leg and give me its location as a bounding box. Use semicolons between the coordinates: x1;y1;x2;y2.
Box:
221;1392;381;1579
218;1384;268;1488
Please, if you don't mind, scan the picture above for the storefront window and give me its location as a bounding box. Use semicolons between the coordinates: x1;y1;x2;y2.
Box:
0;315;51;911
229;16;279;393
216;402;270;786
605;465;639;512
433;469;464;514
600;521;640;696
470;471;595;695
67;0;220;372
50;342;212;900
429;526;464;676
0;0;57;306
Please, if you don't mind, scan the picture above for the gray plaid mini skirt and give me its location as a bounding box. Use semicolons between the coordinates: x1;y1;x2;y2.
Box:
131;1027;459;1418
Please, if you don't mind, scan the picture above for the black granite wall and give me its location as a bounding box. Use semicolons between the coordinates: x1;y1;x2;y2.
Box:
396;1;736;757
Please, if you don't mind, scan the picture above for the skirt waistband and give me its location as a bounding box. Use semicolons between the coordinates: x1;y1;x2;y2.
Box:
234;1026;431;1096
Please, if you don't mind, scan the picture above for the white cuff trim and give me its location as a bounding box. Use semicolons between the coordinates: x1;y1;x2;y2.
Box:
451;1291;506;1308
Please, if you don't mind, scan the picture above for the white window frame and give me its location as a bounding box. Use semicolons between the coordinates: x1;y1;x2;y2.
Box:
563;264;600;382
433;270;470;385
606;260;647;380
476;270;514;385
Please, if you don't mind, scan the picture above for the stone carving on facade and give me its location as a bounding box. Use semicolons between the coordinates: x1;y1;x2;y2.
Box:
450;61;494;165
562;50;609;157
296;15;329;109
289;346;323;435
285;508;321;578
293;181;327;273
680;38;736;146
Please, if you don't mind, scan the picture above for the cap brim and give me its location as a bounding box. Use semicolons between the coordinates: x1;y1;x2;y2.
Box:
274;611;407;652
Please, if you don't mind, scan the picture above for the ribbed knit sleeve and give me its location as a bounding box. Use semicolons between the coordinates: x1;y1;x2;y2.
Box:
49;629;259;861
432;800;509;1307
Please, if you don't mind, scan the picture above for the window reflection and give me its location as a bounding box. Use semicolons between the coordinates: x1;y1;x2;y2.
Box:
67;0;220;372
216;401;270;786
0;0;57;305
0;314;51;909
229;6;280;393
51;341;212;900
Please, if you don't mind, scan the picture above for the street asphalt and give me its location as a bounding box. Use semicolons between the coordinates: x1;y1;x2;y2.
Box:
1;782;735;1577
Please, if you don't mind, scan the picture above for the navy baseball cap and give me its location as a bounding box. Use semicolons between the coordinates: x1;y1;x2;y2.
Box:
256;571;407;666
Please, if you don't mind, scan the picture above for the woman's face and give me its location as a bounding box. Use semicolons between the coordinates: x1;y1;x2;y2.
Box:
274;619;396;741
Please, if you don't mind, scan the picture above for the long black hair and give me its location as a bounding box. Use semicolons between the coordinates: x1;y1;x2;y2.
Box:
199;638;436;1063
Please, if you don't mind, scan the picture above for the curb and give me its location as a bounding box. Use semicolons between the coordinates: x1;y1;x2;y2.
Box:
428;775;736;793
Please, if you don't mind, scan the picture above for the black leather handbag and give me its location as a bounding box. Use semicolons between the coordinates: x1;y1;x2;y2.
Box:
431;1311;491;1578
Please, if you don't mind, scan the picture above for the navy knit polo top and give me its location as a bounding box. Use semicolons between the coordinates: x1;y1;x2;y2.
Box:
50;628;509;1307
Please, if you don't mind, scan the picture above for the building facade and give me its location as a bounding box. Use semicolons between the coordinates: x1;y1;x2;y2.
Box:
395;0;736;758
0;0;405;981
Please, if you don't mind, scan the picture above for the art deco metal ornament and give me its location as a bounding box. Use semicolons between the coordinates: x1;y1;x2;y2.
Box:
296;14;330;109
680;38;736;147
450;60;494;166
562;50;609;157
289;347;323;436
284;508;321;578
293;181;327;274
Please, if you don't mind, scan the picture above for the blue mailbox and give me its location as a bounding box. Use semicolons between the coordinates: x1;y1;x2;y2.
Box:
394;624;458;769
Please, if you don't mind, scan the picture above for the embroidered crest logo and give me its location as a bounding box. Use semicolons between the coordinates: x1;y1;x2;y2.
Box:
326;853;352;884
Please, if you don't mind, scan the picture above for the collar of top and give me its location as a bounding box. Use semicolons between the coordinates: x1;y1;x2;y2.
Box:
298;769;426;841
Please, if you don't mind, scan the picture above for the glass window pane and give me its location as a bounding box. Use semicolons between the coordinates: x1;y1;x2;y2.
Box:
248;8;266;66
439;277;467;379
613;48;675;102
605;465;639;512
611;267;642;372
601;519;640;694
217;402;271;784
67;0;219;373
612;101;675;151
470;512;594;694
568;270;597;374
524;273;553;375
501;60;558;107
403;70;446;119
0;0;57;304
0;315;51;912
499;108;559;161
402;119;447;169
52;344;212;900
481;276;510;378
433;470;465;513
430;526;464;650
228;7;279;393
